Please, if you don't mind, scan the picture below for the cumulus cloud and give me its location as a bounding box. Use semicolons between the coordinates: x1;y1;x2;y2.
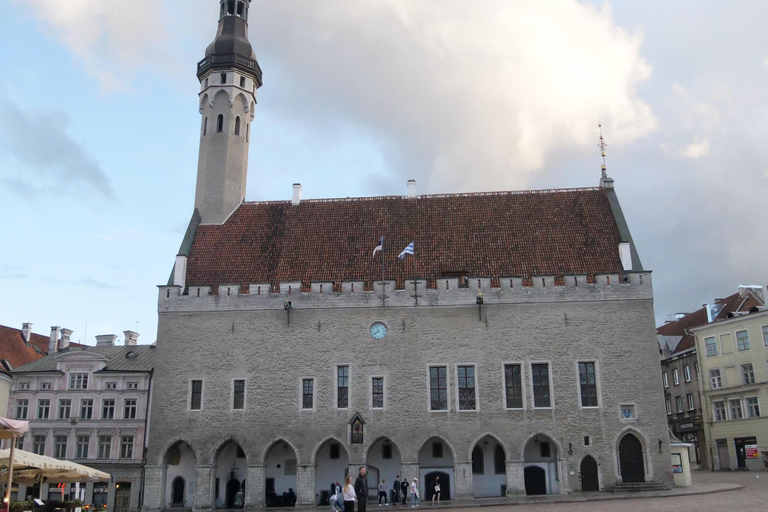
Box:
0;101;114;198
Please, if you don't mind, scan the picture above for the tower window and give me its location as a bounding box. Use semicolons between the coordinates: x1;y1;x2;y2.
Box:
221;73;227;84
203;117;208;136
220;2;226;18
217;114;224;133
237;1;245;17
204;77;208;88
240;76;246;88
227;0;235;15
246;123;250;141
234;117;241;136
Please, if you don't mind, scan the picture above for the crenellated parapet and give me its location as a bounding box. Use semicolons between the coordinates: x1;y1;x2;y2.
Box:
158;271;652;313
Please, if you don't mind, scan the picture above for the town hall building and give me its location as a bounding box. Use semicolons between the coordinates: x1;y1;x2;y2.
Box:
143;1;673;510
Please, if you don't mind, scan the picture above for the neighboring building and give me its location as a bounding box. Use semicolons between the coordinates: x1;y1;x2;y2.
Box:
7;331;155;512
0;324;64;415
657;286;764;468
691;305;768;471
142;2;672;510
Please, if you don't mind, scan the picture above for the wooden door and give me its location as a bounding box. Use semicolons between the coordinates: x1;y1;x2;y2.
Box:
618;434;645;483
114;486;131;512
580;456;599;491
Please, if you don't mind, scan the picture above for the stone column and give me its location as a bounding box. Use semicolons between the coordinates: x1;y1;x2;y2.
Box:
505;461;525;496
142;466;167;512
245;465;264;507
193;465;214;512
558;459;571;494
297;465;315;506
452;462;472;501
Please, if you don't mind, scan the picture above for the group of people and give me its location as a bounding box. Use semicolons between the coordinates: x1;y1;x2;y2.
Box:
329;468;442;512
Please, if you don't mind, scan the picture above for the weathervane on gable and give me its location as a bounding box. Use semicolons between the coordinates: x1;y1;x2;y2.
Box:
597;123;608;179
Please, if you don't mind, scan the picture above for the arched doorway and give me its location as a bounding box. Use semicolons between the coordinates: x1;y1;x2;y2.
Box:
523;467;546;495
580;456;599;492
315;439;349;506
164;441;197;508
418;437;454;501
171;477;185;506
618;434;645;483
470;436;506;497
264;440;298;507
366;438;402;503
214;440;247;508
522;434;559;495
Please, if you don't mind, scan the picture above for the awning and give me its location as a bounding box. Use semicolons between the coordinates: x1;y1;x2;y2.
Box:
0;418;28;440
0;449;110;483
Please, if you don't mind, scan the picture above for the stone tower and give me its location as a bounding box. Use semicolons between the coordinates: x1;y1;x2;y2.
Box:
194;0;263;224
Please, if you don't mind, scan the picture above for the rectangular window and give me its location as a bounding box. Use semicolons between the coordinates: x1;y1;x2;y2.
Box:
58;399;71;419
98;436;111;459
457;365;476;411
37;399;50;419
15;436;23;450
675;396;683;413
504;364;523;409
729;399;743;420
33;435;46;455
120;435;134;459
662;372;669;388
337;366;349;409
429;366;448;411
705;336;718;357
101;399;115;419
709;369;722;389
713;401;727;421
329;443;340;460
76;436;89;459
736;330;750;351
126;381;138;390
68;373;89;390
684;365;692;382
432;442;443;458
531;363;551;408
123;399;137;419
80;399;93;419
673;368;679;385
40;382;51;390
746;397;760;418
742;364;755;385
54;435;67;458
15;399;28;419
578;362;598;407
190;380;203;410
239;76;246;87
18;382;29;391
302;378;314;410
371;377;384;409
233;379;245;410
762;325;768;347
665;399;671;415
382;444;393;459
105;382;117;390
687;393;695;411
220;72;227;84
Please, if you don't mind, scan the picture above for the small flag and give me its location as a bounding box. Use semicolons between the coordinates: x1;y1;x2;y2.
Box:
373;237;384;258
398;241;414;259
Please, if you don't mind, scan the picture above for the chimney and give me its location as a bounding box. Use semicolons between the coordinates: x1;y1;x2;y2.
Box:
59;328;73;350
123;330;140;346
49;326;60;353
291;183;302;205
173;255;188;290
407;180;416;198
21;323;32;345
95;334;118;347
618;242;632;271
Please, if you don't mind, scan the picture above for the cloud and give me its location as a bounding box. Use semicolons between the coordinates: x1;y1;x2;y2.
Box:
0;100;114;199
661;137;710;159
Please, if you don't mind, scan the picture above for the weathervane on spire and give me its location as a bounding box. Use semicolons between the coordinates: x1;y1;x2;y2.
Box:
597;123;608;178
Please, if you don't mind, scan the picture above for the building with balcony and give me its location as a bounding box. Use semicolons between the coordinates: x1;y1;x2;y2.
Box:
7;331;155;512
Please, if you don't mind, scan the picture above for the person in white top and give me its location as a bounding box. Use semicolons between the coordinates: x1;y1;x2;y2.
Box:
410;478;420;507
343;476;357;512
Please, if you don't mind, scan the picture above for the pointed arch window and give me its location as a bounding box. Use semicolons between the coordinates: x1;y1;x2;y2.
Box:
246;123;250;141
235;117;241;136
203;117;208;136
471;445;484;474
494;444;505;474
217;114;224;133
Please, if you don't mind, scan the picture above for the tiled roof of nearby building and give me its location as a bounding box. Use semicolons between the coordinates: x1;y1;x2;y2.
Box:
0;325;51;374
657;291;763;354
186;188;630;290
12;345;155;373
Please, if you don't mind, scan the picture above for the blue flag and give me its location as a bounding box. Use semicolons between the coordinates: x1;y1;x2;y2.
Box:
398;241;414;259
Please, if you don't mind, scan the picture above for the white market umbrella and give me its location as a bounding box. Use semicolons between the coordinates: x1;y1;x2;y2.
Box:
0;417;29;510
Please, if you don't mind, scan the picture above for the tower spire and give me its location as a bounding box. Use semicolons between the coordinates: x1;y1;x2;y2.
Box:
597;123;614;189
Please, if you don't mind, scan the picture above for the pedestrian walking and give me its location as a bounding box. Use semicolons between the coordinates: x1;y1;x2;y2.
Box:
378;479;388;506
392;476;401;505
410;478;419;508
355;467;369;512
343;476;356;512
400;479;409;505
431;476;440;504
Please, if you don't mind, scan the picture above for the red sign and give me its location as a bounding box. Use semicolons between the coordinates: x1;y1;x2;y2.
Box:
745;445;760;459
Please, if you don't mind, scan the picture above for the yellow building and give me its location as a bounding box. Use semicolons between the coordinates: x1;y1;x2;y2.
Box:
692;307;768;470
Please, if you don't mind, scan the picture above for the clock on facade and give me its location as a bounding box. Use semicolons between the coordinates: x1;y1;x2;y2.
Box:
370;322;388;340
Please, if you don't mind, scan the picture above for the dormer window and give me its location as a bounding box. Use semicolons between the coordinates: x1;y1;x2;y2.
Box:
40;382;52;390
18;382;30;391
69;373;89;390
105;382;117;390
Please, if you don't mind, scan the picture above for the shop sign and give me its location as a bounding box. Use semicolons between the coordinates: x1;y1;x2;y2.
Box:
745;445;760;459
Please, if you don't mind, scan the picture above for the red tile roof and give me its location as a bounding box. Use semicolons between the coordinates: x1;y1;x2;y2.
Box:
186;187;627;290
0;325;51;374
657;291;764;354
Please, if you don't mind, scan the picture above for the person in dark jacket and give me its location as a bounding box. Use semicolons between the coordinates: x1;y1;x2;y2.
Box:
400;479;409;505
392;476;401;505
354;467;368;512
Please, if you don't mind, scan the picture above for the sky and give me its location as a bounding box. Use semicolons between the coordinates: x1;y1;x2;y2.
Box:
1;0;767;345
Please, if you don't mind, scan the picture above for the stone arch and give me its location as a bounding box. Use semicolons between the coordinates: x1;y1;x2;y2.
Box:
310;436;346;466
163;440;198;508
250;101;256;119
613;427;651;482
262;438;300;506
521;433;562;495
469;434;507;498
519;432;563;461
468;433;508;461
366;437;402;501
212;89;231;108
261;437;302;466
158;438;199;466
211;437;250;465
417;435;458;461
200;93;210;113
233;92;249;111
213;438;249;508
313;437;349;505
